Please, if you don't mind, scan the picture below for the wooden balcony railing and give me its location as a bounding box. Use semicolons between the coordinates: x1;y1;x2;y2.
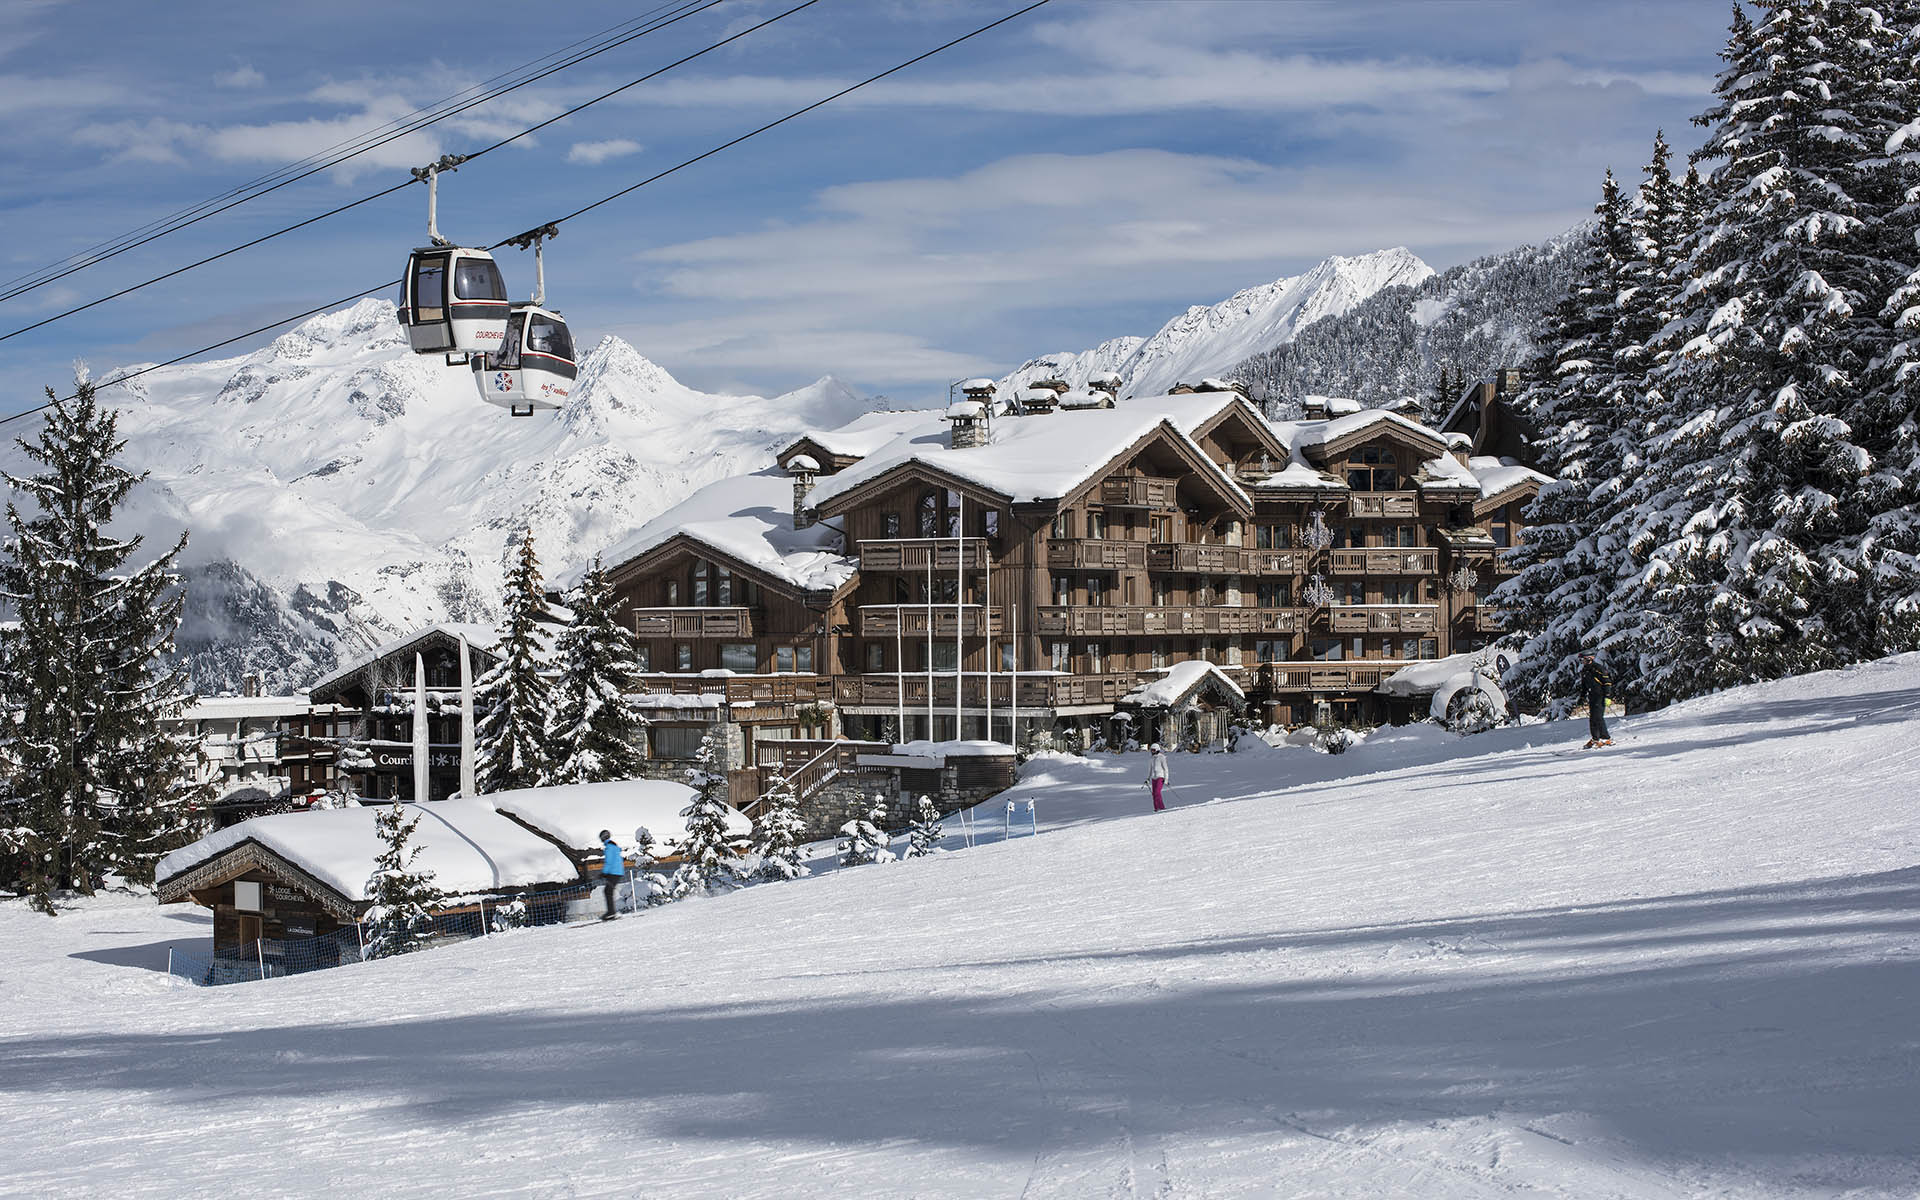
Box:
1328;548;1438;575
857;538;990;572
1099;476;1177;508
833;673;1137;710
632;673;833;706
1458;605;1508;632
1327;605;1438;634
1046;539;1146;571
1260;662;1392;692
1241;549;1300;575
858;605;1002;638
1347;492;1420;518
1146;543;1242;574
630;607;756;638
1034;606;1302;637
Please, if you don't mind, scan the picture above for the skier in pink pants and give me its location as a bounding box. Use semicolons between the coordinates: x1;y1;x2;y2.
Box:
1147;744;1169;811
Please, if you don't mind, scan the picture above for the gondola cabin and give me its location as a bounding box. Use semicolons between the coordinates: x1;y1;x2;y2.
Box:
474;302;576;414
397;246;509;361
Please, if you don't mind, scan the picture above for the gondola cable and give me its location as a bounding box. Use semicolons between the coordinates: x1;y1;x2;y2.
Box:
0;0;1054;428
0;0;813;346
0;0;722;306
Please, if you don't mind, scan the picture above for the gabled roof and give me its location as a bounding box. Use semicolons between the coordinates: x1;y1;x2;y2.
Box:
308;623;499;698
808;393;1252;516
774;409;946;464
1290;409;1450;465
587;469;854;595
1121;660;1247;709
1467;455;1550;509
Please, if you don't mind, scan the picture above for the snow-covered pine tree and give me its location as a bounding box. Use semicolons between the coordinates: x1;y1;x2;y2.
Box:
0;380;210;910
906;795;943;858
546;560;647;785
669;730;745;896
1611;0;1904;701
749;772;808;882
837;794;892;867
363;801;440;959
475;530;556;793
1495;174;1636;712
632;825;671;905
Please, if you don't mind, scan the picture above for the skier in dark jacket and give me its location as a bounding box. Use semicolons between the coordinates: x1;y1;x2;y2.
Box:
1580;651;1612;748
599;830;626;920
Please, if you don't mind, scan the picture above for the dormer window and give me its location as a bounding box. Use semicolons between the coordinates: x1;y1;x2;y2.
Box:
1346;446;1400;491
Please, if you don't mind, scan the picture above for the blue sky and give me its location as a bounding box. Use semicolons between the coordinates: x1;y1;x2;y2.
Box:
0;0;1730;410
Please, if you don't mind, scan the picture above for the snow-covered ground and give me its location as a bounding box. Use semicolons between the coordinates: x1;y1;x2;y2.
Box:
4;656;1919;1197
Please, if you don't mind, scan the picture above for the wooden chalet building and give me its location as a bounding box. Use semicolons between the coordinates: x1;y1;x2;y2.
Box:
285;624;501;802
586;377;1547;766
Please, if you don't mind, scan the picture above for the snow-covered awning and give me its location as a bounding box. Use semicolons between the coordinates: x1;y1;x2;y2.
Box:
1121;660;1246;709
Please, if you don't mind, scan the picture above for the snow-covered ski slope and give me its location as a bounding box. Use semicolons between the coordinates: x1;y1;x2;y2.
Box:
4;656;1919;1197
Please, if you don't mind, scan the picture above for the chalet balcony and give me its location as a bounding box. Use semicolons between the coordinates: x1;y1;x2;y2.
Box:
1347;492;1420;519
858;604;1003;638
1328;548;1439;575
857;538;990;572
1458;605;1508;632
632;673;834;707
1242;549;1300;575
1259;661;1393;692
630;607;756;638
1034;606;1301;636
1326;605;1438;634
1099;476;1177;508
1145;543;1242;574
1046;539;1146;571
833;672;1137;711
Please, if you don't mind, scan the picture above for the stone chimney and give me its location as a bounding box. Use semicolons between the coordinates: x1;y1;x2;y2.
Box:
947;400;988;449
787;455;819;529
1302;395;1331;419
242;671;263;698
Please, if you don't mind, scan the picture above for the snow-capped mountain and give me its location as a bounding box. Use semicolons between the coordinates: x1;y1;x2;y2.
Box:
55;298;874;691
998;247;1434;399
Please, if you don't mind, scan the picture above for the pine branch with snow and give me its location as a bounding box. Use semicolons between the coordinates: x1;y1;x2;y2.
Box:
669;731;746;897
363;801;440;960
475;530;558;794
749;773;808;882
906;795;943;858
545;560;647;786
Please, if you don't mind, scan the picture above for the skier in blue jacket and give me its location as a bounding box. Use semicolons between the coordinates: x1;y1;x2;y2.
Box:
599;830;626;920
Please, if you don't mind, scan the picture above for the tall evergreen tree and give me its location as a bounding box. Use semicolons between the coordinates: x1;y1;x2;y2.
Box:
1496;174;1636;711
475;530;556;793
546;560;647;785
363;801;440;960
0;381;208;911
1614;0;1904;699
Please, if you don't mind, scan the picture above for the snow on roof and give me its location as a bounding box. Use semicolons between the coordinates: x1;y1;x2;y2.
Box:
889;739;1016;759
1467;455;1550;501
1088;371;1123;387
1122;659;1246;707
1417;452;1481;490
179;695;314;721
310;623;499;695
809;394;1248;510
958;378;996;393
778;408;946;460
1018;387;1057;403
490;778;747;855
1198;377;1241;392
946;400;986;418
1058;390;1106;409
630;691;727;710
1291;407;1445;452
787;453;820;472
155;799;578;901
581;468;854;593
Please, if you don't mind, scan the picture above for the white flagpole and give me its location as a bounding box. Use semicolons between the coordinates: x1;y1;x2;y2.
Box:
458;634;478;797
412;652;430;804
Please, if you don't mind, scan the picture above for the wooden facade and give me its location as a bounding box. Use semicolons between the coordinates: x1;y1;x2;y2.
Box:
597;385;1546;759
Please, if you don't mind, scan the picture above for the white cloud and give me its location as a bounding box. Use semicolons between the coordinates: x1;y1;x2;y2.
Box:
213;64;264;89
73;117;204;164
567;138;642;165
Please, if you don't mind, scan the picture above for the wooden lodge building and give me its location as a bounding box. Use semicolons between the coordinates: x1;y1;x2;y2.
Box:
588;378;1547;755
283;624;502;802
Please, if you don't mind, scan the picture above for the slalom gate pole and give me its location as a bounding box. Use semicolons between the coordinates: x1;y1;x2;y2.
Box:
1005;799;1014;841
1026;799;1037;837
256;939;266;982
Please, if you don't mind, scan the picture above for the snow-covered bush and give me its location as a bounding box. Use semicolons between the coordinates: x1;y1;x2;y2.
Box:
838;795;893;867
488;898;528;932
906;795;942;858
1317;725;1356;755
750;774;808;882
